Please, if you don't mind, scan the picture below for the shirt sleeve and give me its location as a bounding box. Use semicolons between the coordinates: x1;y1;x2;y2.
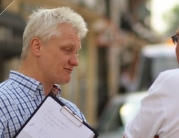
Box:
0;104;7;138
123;69;179;138
0;120;5;138
123;91;165;138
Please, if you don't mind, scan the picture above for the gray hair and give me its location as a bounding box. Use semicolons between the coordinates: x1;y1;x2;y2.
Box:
21;7;88;61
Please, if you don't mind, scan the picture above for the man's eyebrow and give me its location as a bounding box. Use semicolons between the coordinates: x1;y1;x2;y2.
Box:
78;46;81;51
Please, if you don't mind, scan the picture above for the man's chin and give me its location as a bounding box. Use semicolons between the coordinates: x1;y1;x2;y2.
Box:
58;78;71;85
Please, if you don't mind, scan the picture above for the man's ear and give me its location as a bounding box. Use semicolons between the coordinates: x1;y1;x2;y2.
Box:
30;37;43;57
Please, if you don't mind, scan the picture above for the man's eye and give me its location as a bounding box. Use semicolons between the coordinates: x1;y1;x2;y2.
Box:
64;49;71;52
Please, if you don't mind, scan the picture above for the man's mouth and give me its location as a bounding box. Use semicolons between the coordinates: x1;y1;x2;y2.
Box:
64;68;72;73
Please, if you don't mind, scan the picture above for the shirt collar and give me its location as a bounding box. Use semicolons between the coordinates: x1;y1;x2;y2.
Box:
9;70;61;97
9;70;40;97
50;84;61;97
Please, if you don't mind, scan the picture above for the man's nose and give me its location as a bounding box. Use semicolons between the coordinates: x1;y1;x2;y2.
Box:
69;55;79;66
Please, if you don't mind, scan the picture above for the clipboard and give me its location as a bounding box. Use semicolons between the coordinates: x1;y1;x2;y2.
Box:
14;94;99;138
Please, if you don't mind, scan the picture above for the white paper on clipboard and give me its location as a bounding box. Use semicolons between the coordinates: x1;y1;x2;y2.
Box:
15;96;96;138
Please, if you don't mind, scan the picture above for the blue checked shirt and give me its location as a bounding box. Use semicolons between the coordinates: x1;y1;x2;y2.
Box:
0;70;86;138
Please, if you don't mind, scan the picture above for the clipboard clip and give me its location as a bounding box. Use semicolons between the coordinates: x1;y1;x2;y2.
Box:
60;106;83;127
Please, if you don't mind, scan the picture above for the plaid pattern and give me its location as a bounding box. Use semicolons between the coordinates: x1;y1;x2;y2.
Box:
0;70;86;138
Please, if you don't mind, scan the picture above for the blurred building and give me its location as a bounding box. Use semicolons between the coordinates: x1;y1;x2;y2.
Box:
0;0;159;126
93;0;160;118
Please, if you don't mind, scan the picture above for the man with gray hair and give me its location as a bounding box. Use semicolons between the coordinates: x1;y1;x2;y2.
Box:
0;7;88;137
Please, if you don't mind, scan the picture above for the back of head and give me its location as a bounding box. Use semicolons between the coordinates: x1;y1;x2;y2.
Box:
21;7;88;61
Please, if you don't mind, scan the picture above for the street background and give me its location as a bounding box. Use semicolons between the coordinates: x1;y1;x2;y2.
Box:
0;0;179;129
